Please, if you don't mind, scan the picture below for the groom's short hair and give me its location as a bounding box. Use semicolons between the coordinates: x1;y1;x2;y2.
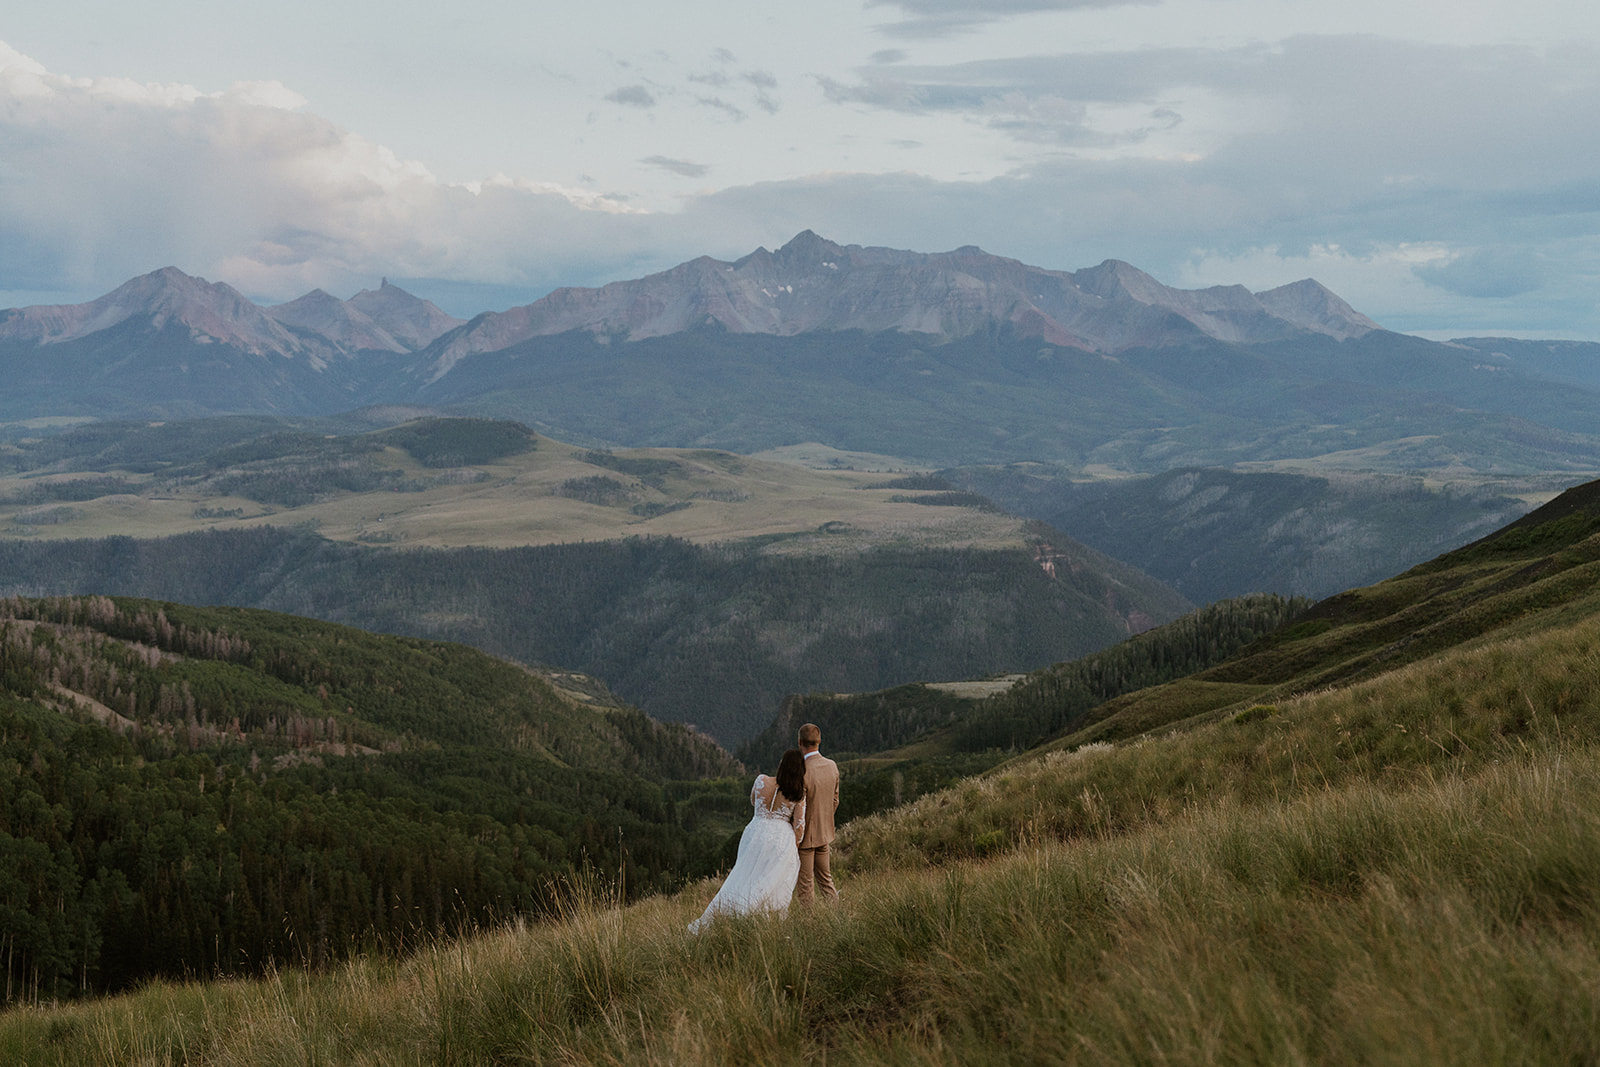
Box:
798;723;821;748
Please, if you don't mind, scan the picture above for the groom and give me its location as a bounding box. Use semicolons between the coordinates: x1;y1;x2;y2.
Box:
795;722;840;906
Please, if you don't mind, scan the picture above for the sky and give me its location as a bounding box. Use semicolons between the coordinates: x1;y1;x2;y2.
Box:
1;0;1597;339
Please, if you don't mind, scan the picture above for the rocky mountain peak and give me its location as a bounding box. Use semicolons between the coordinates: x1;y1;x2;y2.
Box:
415;233;1386;378
1072;259;1170;304
265;288;405;353
773;229;848;267
0;266;314;356
1255;279;1382;340
346;281;464;351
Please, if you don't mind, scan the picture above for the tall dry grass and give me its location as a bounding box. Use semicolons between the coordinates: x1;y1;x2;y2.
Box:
7;748;1600;1065
9;615;1600;1064
840;610;1600;871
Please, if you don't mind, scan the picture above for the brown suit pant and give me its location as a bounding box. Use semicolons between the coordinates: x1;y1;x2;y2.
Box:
796;843;838;906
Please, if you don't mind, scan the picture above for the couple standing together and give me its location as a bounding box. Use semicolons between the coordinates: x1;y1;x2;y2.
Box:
689;722;839;932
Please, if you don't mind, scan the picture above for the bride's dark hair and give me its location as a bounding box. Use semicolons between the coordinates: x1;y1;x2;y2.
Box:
776;748;806;802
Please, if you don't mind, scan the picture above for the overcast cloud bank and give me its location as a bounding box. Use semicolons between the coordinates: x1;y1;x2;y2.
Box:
1;3;1596;339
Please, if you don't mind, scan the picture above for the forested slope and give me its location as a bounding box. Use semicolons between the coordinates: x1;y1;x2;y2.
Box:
0;596;741;1002
0;527;1187;744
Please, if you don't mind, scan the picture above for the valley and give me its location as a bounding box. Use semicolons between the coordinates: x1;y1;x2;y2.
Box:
9;456;1600;1064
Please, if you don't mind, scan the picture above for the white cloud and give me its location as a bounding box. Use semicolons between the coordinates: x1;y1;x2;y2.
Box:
1;20;1598;342
0;41;666;307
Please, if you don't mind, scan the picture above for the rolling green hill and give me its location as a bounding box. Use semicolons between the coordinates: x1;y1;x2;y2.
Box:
0;414;1033;553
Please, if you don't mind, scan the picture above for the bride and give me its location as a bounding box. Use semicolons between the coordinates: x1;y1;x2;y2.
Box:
689;748;808;932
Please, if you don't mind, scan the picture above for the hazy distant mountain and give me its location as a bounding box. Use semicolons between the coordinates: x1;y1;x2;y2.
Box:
3;237;1596;483
0;269;460;418
1444;337;1600;392
345;280;465;350
0;266;329;359
953;465;1530;604
264;288;408;353
417;230;1381;380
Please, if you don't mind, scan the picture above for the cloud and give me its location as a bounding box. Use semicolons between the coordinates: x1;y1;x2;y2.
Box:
694;95;747;121
605;84;656;107
1413;247;1547;299
641;156;710;179
1;33;1597;341
867;0;1156;39
742;70;780;114
0;41;654;308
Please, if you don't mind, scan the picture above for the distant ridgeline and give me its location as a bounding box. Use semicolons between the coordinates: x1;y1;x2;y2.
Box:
0;526;1186;746
0;595;741;1002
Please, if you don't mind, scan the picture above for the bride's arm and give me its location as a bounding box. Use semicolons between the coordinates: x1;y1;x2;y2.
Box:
791;796;807;845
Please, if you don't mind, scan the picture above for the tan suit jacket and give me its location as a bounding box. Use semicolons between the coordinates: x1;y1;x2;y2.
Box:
799;752;839;849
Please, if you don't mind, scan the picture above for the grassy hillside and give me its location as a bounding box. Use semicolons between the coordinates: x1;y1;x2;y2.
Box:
739;594;1308;821
1031;478;1600;754
0;595;743;1002
8;483;1600;1062
955;463;1540;602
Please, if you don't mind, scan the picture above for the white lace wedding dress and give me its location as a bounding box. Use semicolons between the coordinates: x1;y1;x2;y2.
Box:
688;774;805;933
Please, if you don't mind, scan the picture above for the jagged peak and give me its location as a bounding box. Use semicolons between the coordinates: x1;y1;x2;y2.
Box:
274;288;341;308
96;267;257;315
110;265;224;295
1255;277;1382;336
775;230;849;264
1072;259;1168;302
1259;277;1332;298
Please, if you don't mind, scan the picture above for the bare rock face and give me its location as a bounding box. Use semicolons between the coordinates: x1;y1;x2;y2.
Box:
1255;279;1382;340
0;267;325;359
263;283;461;353
345;280;464;351
264;289;406;353
420;232;1382;380
0;270;465;368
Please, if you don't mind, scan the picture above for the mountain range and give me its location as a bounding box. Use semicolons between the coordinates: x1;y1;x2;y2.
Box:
412;229;1380;380
0;231;1377;371
0;268;461;358
3;231;1599;479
